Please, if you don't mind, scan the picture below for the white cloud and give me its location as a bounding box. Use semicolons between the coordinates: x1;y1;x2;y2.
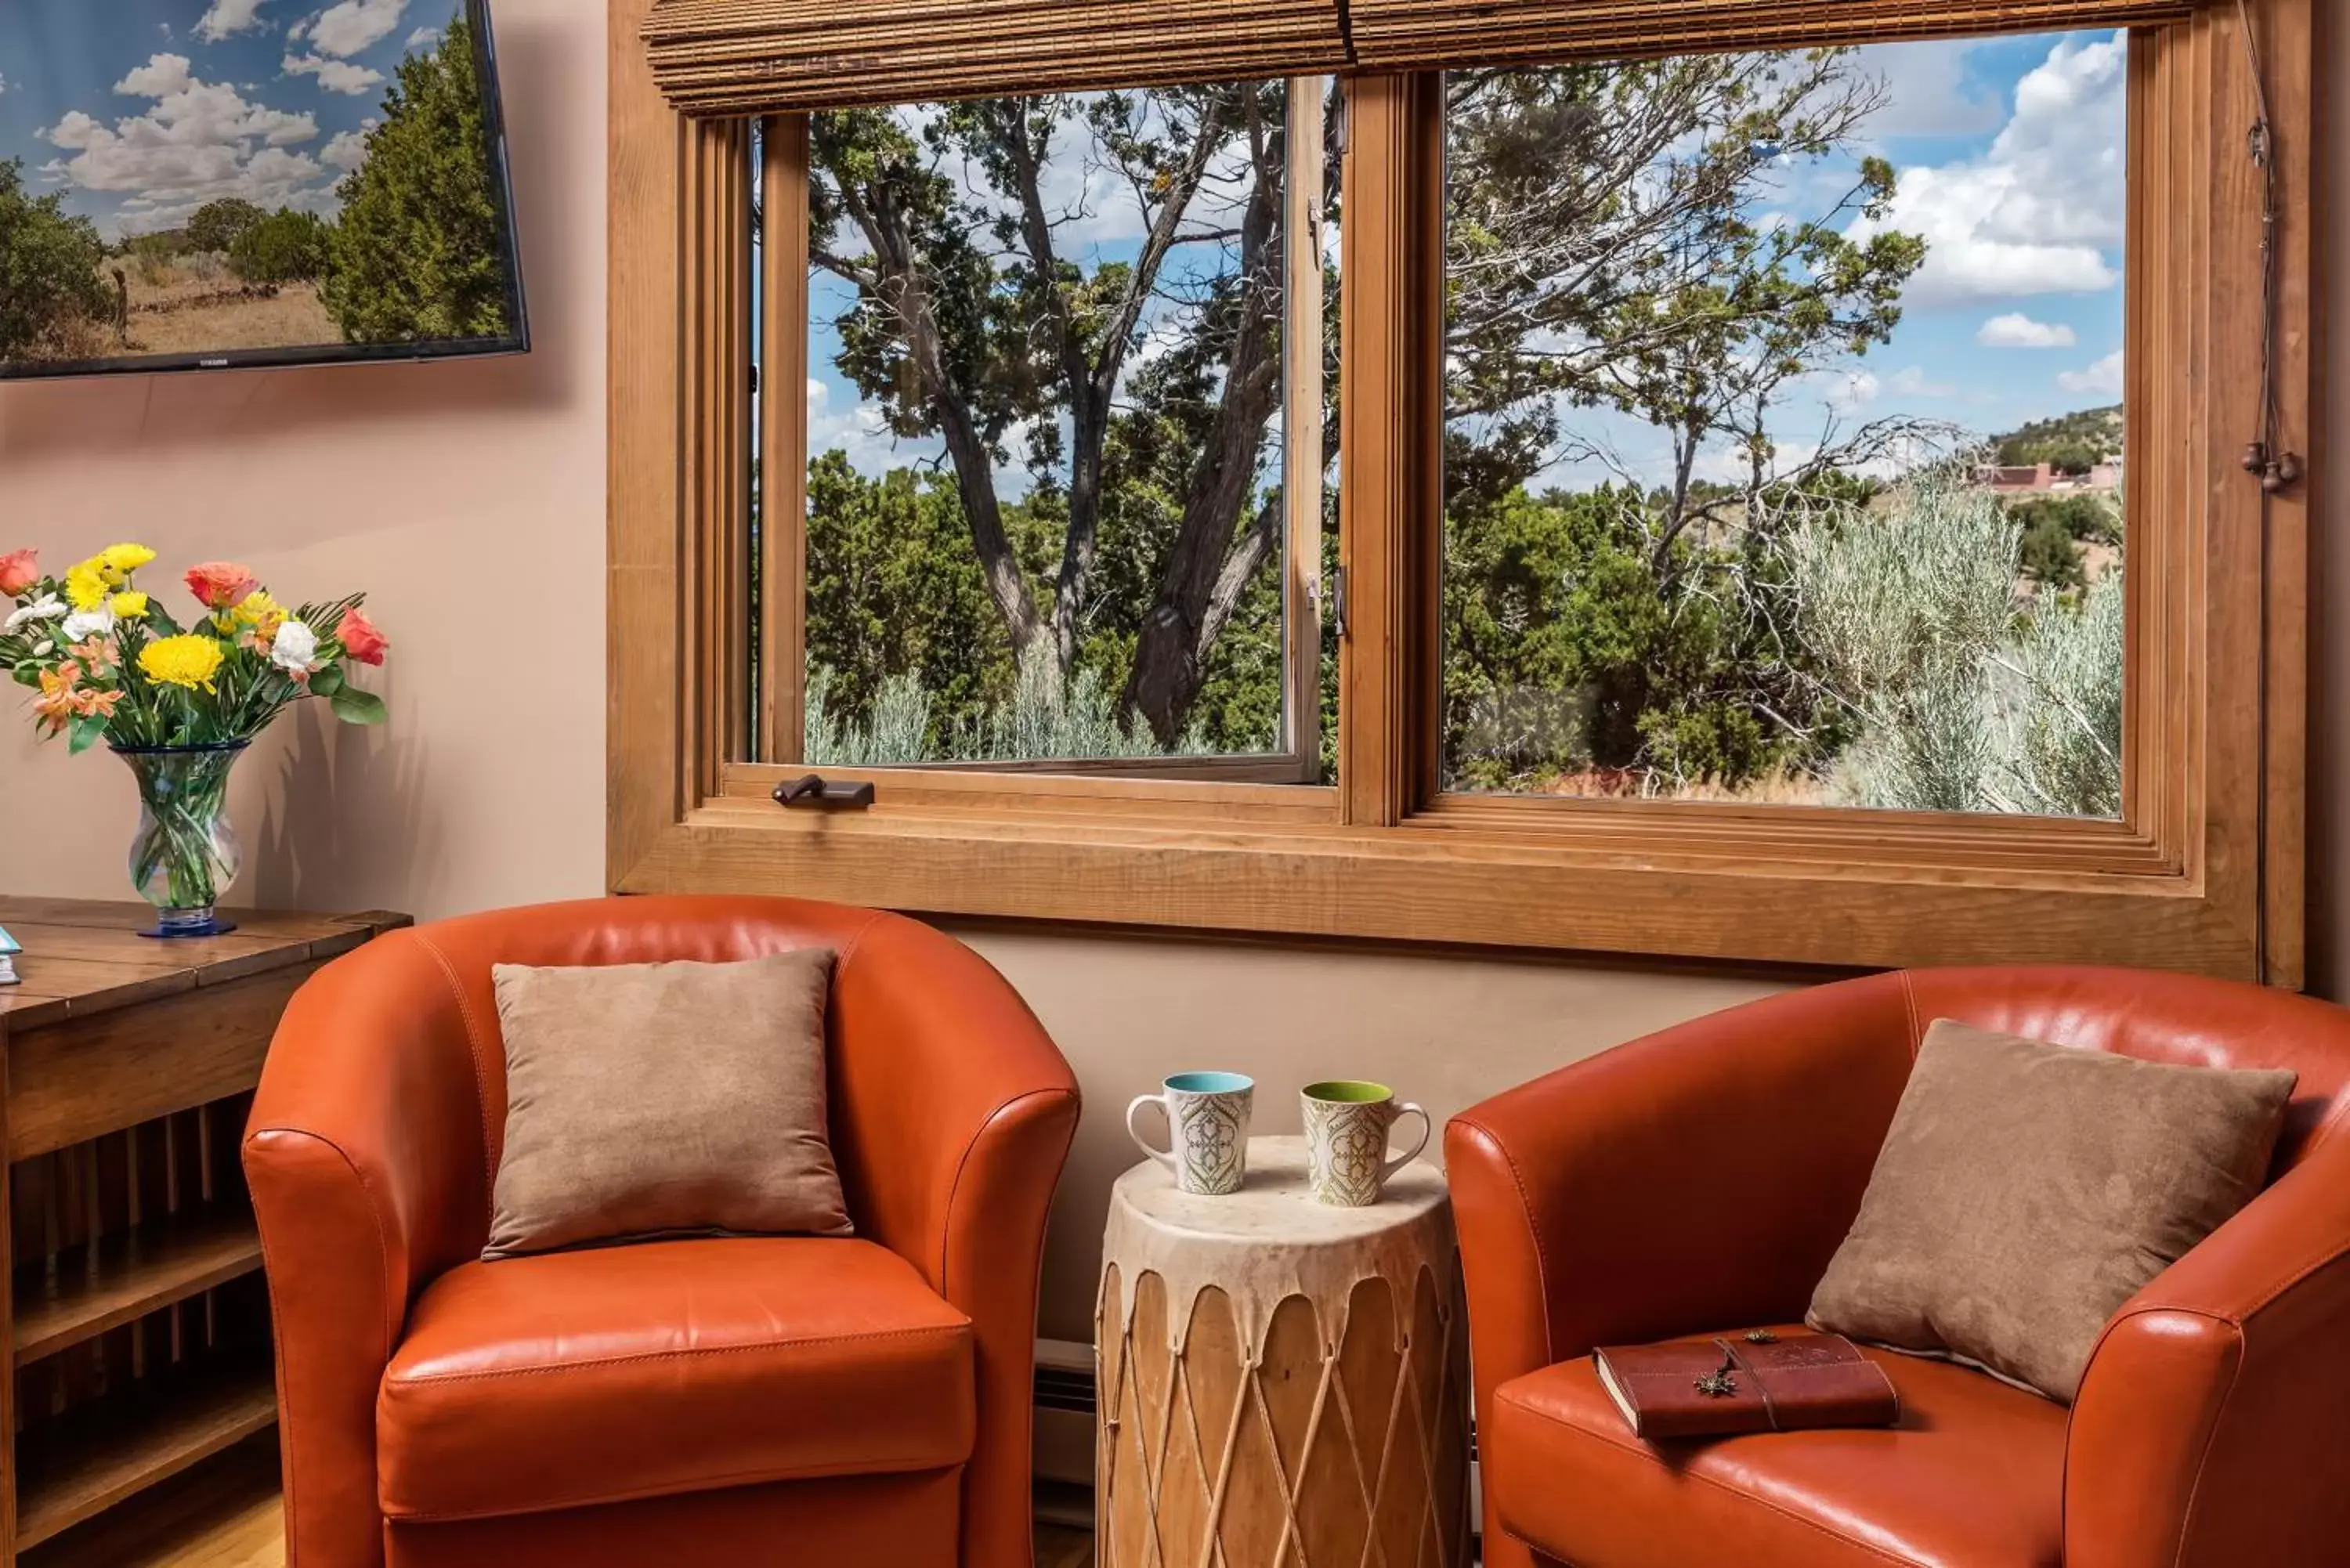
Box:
405;26;442;48
807;378;927;475
1976;312;2077;349
322;128;370;171
2057;350;2124;396
41;56;327;237
1853;39;2006;140
1887;365;1956;397
0;72;9;97
1851;33;2127;306
283;54;385;95
116;54;196;98
304;0;406;58
195;0;269;42
1818;367;1880;414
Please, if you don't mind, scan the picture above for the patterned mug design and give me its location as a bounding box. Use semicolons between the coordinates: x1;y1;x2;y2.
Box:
1128;1072;1255;1195
1302;1081;1431;1206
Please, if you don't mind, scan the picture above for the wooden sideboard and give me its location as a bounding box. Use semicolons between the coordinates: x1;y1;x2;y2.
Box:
0;900;407;1563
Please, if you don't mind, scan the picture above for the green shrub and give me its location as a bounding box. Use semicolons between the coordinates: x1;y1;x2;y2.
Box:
187;199;266;256
2018;511;2086;591
1792;477;2121;817
321;13;512;341
0;160;110;360
2008;493;2120;548
230;209;330;284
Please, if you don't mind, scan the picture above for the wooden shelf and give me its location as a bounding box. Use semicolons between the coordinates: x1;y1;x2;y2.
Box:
14;1360;279;1550
13;1212;265;1368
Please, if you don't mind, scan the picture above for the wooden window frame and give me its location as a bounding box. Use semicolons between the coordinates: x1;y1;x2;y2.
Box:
748;80;1333;786
609;0;2313;982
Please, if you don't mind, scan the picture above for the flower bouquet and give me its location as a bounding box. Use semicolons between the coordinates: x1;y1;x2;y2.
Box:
1;544;389;937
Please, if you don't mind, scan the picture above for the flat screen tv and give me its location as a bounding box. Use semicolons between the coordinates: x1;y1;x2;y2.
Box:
0;0;526;381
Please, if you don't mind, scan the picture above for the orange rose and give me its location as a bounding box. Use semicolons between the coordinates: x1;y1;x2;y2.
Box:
184;561;260;611
0;549;38;598
338;605;390;666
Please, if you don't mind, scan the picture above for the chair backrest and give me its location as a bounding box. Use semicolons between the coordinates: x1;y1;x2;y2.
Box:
292;894;956;1288
1900;966;2350;1175
392;894;892;1174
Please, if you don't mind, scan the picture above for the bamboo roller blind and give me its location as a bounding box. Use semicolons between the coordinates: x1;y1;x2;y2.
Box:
643;0;2198;114
1346;0;2195;72
641;0;1350;114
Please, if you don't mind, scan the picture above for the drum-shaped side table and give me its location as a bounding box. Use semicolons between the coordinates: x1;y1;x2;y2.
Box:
1096;1136;1471;1568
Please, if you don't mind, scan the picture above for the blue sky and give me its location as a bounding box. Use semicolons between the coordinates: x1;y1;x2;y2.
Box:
0;0;454;239
1542;30;2129;490
774;31;2127;499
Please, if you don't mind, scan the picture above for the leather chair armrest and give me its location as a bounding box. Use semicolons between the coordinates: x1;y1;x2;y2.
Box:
2066;1127;2350;1568
1447;974;1916;1568
243;930;495;1568
828;913;1081;1568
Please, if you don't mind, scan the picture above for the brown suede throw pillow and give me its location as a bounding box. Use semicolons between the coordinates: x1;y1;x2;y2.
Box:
1807;1018;2294;1403
484;949;853;1259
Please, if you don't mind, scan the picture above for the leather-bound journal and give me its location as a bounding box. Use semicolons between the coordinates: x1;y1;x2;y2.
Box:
1593;1331;1900;1440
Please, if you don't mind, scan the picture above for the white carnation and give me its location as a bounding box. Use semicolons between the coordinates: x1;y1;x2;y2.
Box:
61;605;116;641
270;618;319;673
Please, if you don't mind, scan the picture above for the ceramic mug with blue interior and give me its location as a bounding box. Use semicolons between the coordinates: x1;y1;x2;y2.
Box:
1127;1071;1256;1195
1301;1080;1431;1206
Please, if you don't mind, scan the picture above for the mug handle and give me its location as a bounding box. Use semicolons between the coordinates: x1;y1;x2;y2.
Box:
1127;1094;1178;1172
1383;1102;1432;1180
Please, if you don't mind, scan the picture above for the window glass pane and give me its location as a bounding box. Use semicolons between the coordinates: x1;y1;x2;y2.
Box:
1441;33;2127;817
799;82;1325;769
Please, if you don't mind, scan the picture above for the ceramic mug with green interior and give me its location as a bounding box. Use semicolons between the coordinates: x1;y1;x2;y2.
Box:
1301;1080;1431;1206
1128;1071;1256;1195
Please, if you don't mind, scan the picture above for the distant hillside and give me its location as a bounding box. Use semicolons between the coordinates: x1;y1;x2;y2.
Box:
1994;405;2123;468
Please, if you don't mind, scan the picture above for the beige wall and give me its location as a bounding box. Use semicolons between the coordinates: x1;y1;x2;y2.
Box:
1;7;2343;1339
949;926;1786;1342
0;0;607;921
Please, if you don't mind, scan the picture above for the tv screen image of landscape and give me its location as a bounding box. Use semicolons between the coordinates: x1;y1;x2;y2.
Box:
0;0;526;380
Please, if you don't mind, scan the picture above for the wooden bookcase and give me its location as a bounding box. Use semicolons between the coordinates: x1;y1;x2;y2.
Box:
0;901;408;1563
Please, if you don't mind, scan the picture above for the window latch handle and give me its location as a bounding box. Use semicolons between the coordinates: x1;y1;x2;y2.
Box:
1320;565;1350;641
772;774;877;810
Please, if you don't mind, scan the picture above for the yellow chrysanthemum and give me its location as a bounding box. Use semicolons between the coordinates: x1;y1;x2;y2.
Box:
230;589;283;627
139;634;226;692
63;563;110;611
110;591;149;619
100;543;156;575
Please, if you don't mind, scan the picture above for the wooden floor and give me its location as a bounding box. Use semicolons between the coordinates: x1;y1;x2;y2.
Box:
24;1438;1097;1567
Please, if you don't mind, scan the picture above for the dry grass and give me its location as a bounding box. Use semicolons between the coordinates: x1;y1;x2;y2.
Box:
1532;763;1831;806
6;258;341;367
117;280;338;356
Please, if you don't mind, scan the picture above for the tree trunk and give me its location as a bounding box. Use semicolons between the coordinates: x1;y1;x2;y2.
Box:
825;175;1045;656
1120;114;1289;746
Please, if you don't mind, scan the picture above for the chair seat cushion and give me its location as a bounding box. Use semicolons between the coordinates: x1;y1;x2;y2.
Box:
378;1237;974;1521
1488;1326;2065;1568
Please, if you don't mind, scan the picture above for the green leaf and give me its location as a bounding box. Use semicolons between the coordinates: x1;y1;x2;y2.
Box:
67;714;108;754
329;686;388;726
144;602;185;637
309;663;345;697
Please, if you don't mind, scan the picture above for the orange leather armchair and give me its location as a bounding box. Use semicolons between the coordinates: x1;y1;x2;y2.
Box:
243;896;1079;1568
1447;967;2350;1568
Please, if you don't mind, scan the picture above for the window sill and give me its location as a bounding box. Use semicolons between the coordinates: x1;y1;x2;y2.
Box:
617;793;2250;977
